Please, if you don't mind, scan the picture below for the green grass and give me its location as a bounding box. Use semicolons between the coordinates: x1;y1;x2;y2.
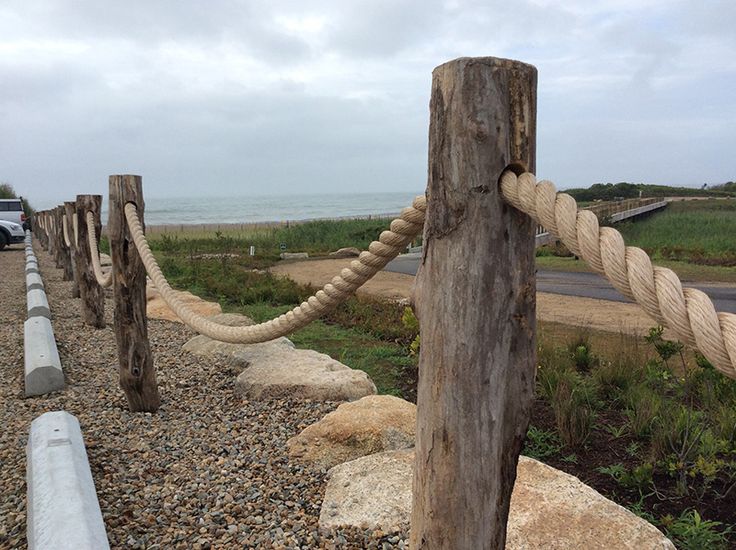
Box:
146;216;405;260
536;199;736;282
617;200;736;266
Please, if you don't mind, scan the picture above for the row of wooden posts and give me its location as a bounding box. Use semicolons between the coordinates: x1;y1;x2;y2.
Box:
30;57;539;548
32;176;159;413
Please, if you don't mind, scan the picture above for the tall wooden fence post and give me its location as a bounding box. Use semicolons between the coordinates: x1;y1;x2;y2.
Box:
411;57;537;549
59;205;74;281
64;201;81;298
108;175;160;412
51;207;62;265
75;195;106;328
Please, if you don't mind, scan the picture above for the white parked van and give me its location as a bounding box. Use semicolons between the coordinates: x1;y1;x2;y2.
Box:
0;198;26;226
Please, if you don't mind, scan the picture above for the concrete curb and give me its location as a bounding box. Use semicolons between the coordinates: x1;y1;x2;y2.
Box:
27;272;45;292
27;289;51;319
24;316;64;396
27;411;110;550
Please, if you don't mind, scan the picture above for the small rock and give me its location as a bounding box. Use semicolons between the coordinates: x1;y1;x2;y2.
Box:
328;247;361;258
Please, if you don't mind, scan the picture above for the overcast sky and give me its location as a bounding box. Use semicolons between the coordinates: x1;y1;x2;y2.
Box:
1;0;735;208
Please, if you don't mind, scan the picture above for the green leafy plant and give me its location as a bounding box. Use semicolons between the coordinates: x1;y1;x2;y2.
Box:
597;462;654;494
645;326;685;369
661;509;732;550
523;426;562;460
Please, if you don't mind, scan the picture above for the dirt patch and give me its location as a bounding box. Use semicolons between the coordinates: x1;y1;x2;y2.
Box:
271;258;666;337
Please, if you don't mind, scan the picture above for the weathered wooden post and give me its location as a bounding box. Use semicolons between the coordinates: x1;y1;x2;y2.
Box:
47;210;57;258
75;195;106;328
59;206;74;281
53;206;66;269
411;57;537;549
64;201;81;298
108;175;160;412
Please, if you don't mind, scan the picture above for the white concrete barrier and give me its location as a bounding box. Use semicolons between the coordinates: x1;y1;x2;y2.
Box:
27;411;110;550
24;316;64;396
27;289;51;319
27;272;45;292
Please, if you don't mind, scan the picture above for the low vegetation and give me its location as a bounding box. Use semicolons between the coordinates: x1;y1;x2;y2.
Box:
147;216;402;261
154;242;736;548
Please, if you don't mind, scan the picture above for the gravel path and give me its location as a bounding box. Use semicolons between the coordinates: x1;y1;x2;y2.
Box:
0;241;409;549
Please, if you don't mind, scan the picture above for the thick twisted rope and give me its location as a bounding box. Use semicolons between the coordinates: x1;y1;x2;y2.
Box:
124;198;427;344
85;212;112;288
501;171;736;379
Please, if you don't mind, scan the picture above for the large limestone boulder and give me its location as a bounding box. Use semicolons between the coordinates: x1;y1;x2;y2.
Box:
146;285;222;322
319;451;676;549
234;348;376;401
287;395;416;468
320;449;413;532
183;313;376;402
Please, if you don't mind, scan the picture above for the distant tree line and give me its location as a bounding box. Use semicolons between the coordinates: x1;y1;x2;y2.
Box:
566;180;736;202
0;182;35;218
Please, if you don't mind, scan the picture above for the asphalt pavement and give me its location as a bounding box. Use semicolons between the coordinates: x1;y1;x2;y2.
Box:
385;253;736;314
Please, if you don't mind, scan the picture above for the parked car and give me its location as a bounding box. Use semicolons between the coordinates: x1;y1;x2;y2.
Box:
0;198;29;229
0;219;25;250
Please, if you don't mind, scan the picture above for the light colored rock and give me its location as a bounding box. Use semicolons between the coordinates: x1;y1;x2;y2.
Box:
280;252;309;260
320;449;413;531
184;313;376;401
319;452;676;549
287;395;416;468
235;349;376;401
146;285;222;322
99;252;112;266
506;457;676;549
328;247;361;258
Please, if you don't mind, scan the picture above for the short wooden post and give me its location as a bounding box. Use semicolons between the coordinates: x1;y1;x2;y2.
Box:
64;201;81;298
108;175;160;412
411;57;537;549
75;195;106;328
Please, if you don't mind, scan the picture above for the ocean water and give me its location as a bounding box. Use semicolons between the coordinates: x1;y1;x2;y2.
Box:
97;192;423;226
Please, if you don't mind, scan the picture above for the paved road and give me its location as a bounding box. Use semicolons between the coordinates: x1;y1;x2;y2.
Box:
385;253;736;314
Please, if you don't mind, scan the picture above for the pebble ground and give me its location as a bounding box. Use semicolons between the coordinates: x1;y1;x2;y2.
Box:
0;241;410;549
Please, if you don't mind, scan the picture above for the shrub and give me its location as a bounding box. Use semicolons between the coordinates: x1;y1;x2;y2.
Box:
623;384;663;439
523;426;562;460
593;359;640;402
662;509;732;550
550;373;597;448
